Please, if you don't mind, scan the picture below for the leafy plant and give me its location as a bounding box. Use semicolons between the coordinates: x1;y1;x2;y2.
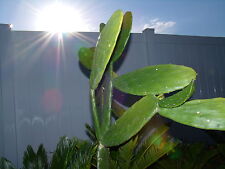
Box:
0;137;96;169
1;9;225;169
78;9;225;169
0;157;16;169
50;136;96;169
22;144;48;169
152;143;225;169
108;125;178;169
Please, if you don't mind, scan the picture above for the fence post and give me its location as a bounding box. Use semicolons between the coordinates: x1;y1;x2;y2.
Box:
0;23;18;167
142;28;155;65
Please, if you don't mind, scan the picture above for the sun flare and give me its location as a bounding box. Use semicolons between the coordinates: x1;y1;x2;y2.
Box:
36;3;89;33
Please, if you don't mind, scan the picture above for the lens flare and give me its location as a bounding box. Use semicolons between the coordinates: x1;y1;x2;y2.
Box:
42;89;63;113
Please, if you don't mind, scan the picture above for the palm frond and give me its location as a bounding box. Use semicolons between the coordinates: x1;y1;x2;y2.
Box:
22;145;36;169
193;148;218;169
110;137;138;169
132;126;178;169
50;136;75;169
36;145;48;169
22;144;48;169
152;143;220;169
69;138;97;169
0;157;17;169
85;123;97;142
50;136;96;169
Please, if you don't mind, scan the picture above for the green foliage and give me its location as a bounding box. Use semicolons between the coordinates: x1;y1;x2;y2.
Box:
132;126;178;169
1;7;225;169
22;144;48;169
113;64;196;95
108;125;178;169
110;137;138;169
151;143;225;169
50;136;96;169
3;8;225;169
159;81;195;108
50;136;73;169
99;23;105;32
0;157;16;169
68;140;96;169
85;123;97;142
1;137;96;169
78;47;95;70
111;100;126;117
97;145;110;169
90;10;123;89
97;63;113;135
159;98;225;130
111;11;132;62
101;95;158;146
77;9;225;169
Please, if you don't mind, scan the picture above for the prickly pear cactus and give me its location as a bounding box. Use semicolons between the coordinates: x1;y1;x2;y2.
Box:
78;9;225;169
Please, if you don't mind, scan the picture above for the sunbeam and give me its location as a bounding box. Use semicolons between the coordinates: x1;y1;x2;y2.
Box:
35;2;90;33
12;1;96;80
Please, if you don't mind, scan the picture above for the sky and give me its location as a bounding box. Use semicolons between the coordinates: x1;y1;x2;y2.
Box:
0;0;225;37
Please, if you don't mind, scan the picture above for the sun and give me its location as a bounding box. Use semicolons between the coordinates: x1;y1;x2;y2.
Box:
36;3;89;33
